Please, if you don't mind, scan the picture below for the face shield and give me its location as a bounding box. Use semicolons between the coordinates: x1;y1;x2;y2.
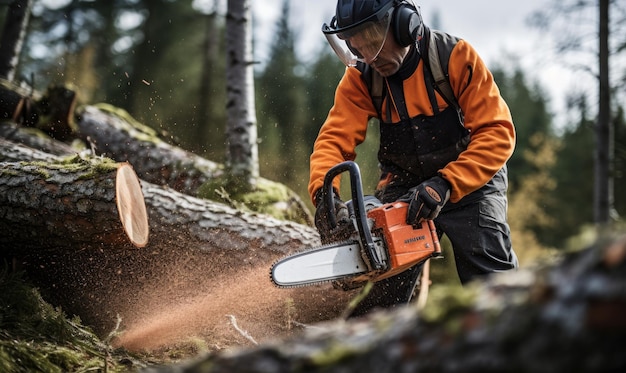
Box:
322;8;392;67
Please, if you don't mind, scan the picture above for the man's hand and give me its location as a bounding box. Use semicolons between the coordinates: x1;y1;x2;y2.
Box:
400;176;451;225
314;189;352;244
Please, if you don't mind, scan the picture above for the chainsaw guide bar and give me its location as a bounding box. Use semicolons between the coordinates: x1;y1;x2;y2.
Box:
269;239;386;288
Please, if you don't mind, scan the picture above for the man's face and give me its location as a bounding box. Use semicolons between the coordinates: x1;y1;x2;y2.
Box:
348;29;410;77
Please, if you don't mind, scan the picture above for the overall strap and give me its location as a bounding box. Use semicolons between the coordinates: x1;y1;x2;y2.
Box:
424;29;464;124
356;61;386;120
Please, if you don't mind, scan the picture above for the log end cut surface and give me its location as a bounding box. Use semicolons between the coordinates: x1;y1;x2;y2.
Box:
116;163;149;247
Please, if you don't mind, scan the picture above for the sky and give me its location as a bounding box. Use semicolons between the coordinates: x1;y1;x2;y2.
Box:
250;0;599;130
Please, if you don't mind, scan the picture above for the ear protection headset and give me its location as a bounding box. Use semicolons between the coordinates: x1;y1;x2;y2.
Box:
391;0;423;47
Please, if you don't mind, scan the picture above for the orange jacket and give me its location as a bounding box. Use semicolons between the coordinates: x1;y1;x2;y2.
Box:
308;38;515;205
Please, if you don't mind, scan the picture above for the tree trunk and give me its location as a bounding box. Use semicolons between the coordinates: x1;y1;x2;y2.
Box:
0;136;318;257
198;5;220;147
1;137;331;337
0;137;63;162
75;104;224;196
225;0;259;189
0;0;32;81
594;0;613;224
0;156;148;253
74;104;313;224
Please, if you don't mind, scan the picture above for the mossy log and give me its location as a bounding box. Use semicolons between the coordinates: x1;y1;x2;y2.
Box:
75;104;224;196
0;137;333;337
74;104;313;225
0;137;318;258
0;155;148;253
146;237;626;373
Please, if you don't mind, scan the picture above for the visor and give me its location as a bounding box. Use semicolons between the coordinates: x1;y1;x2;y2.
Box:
322;8;392;66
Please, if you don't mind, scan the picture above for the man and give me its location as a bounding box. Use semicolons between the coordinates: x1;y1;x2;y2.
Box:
309;0;518;315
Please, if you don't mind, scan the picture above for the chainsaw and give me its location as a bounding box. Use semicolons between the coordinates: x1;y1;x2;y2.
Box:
270;161;442;289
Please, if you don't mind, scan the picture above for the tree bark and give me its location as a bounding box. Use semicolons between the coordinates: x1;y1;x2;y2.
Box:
0;136;318;257
0;156;148;253
75;104;224;196
0;137;64;162
225;0;259;188
74;104;313;224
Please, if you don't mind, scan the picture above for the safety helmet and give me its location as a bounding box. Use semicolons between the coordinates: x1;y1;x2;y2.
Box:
322;0;423;66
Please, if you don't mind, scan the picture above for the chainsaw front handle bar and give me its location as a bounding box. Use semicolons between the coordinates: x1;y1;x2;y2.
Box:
321;161;384;270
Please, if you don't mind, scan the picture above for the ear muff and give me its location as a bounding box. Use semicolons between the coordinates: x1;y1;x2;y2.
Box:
392;2;423;47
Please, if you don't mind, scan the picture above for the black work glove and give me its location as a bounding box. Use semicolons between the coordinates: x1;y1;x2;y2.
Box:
314;189;352;244
399;176;451;226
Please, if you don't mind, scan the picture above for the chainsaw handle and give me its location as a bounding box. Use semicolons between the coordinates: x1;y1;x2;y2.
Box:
322;161;384;270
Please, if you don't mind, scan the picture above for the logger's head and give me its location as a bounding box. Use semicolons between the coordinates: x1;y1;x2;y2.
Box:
322;0;423;68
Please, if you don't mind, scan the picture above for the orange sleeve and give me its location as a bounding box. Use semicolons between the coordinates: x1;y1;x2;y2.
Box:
308;67;377;204
439;39;516;202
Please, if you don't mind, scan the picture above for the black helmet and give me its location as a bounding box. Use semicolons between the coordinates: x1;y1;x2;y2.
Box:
328;0;395;38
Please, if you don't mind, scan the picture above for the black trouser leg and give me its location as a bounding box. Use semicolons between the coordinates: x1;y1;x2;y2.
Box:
348;262;424;318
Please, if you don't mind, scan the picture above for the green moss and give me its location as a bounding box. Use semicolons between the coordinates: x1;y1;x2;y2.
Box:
18;154;119;181
308;341;362;367
91;103;161;143
197;176;313;225
0;267;136;373
419;282;479;333
0;168;20;178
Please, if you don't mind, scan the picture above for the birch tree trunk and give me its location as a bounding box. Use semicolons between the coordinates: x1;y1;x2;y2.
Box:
225;0;259;190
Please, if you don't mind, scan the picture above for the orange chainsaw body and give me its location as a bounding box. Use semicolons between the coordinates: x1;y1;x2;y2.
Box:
367;202;441;281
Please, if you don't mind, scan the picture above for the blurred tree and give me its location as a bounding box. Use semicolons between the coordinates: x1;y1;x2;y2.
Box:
528;0;626;225
0;0;32;81
303;49;343;149
256;0;309;196
198;1;225;159
492;66;554;192
613;106;626;215
127;0;208;152
224;0;258;190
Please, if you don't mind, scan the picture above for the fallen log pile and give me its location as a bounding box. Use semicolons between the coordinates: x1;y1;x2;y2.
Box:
0;102;352;347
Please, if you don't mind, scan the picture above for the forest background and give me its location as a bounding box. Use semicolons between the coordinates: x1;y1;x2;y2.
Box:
3;0;626;272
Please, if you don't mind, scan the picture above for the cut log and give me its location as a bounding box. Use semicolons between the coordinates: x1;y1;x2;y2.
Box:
0;156;148;252
1;144;336;337
0;82;27;122
0;82;77;135
0;137;317;256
